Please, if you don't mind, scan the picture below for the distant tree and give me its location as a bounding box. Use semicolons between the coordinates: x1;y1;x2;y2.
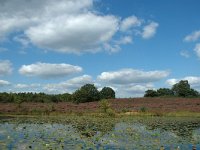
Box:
100;87;115;99
188;88;199;97
172;80;191;97
144;90;158;97
72;84;100;103
157;88;174;97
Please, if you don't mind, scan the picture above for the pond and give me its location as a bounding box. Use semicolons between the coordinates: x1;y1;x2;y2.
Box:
0;116;200;150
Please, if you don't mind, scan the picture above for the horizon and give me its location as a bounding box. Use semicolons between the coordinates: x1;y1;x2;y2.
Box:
0;0;200;98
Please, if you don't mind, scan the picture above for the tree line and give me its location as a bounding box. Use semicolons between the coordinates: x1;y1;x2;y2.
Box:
0;84;115;103
144;80;199;98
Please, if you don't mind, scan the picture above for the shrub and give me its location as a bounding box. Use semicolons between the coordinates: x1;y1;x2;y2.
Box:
106;108;116;117
140;106;147;112
99;99;111;113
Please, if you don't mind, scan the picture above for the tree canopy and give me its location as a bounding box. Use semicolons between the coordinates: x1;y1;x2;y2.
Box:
0;84;116;103
144;80;199;98
100;87;115;99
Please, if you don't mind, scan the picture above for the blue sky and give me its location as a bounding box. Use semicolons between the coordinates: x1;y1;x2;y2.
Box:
0;0;200;97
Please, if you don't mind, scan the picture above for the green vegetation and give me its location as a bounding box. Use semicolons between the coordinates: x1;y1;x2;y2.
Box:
0;115;200;149
99;99;111;113
0;84;115;103
72;84;100;103
144;80;200;98
99;87;115;99
98;99;116;116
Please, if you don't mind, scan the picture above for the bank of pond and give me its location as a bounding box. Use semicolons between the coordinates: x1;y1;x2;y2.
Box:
0;115;200;149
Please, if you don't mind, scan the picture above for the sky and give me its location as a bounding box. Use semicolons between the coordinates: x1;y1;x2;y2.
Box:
0;0;200;97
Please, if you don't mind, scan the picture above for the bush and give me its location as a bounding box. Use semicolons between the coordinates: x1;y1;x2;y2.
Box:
99;99;111;113
106;108;116;117
140;106;147;112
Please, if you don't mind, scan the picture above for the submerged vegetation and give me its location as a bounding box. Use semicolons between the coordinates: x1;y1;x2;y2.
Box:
0;115;200;149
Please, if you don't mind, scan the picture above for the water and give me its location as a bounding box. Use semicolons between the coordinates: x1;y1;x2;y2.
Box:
0;116;200;150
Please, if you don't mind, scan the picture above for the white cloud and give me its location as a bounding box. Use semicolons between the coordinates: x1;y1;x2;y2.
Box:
43;75;93;93
0;0;120;54
118;83;154;97
0;80;10;86
0;0;93;39
180;50;190;58
26;13;119;54
104;43;121;53
14;83;41;89
166;76;200;89
116;36;132;45
98;68;169;84
141;22;159;39
120;16;142;32
0;60;12;76
184;30;200;42
194;43;200;58
166;79;179;86
0;0;158;54
19;62;82;78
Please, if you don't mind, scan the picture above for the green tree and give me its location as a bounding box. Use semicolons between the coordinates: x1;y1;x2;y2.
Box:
172;80;191;97
72;84;100;103
144;89;158;97
157;88;173;97
188;88;199;97
100;87;115;99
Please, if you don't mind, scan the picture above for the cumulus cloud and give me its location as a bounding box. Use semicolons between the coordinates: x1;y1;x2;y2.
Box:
0;0;93;38
0;60;12;76
0;80;10;86
0;0;119;53
0;0;158;54
26;14;119;53
117;83;154;97
120;16;142;32
194;43;200;58
43;75;93;93
141;22;159;39
97;68;169;97
184;30;200;42
98;68;169;84
166;76;200;89
19;62;82;78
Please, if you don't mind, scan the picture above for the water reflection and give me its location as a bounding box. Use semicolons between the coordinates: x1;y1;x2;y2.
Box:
0;117;200;149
